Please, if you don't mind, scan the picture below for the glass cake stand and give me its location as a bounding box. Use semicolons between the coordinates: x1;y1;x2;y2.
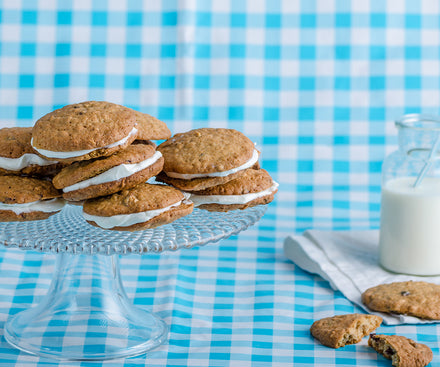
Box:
1;204;266;361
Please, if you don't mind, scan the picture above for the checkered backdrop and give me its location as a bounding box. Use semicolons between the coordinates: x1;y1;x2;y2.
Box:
1;0;440;366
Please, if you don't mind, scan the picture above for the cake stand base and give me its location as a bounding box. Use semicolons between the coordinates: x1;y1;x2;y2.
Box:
4;253;168;361
2;205;267;360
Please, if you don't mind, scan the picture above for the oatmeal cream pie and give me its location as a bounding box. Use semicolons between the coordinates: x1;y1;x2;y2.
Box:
52;143;164;201
82;183;193;231
131;110;171;141
0;127;61;177
156;128;260;191
0;175;65;221
31;101;138;163
188;169;278;212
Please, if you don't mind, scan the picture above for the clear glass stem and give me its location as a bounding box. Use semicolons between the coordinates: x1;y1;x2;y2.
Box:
4;253;168;361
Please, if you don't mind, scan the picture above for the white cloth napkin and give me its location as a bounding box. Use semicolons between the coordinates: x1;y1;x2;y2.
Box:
284;230;440;325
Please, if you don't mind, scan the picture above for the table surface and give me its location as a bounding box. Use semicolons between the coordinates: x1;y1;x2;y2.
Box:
0;204;438;367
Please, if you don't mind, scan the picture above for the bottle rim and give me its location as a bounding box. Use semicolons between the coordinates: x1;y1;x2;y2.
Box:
395;114;440;131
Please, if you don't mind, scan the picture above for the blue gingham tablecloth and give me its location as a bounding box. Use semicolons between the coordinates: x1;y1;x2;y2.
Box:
1;0;440;365
2;213;440;367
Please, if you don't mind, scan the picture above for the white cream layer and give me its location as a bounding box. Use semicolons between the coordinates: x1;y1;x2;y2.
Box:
0;198;66;214
189;180;279;206
83;196;191;229
0;154;58;171
165;149;259;179
63;151;163;193
31;127;138;159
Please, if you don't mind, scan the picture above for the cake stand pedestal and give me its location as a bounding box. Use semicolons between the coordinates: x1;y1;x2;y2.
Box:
1;205;266;361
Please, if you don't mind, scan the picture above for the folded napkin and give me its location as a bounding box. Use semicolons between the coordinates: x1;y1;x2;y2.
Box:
284;230;440;325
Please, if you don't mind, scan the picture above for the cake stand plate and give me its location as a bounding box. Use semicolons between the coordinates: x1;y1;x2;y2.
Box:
1;205;266;361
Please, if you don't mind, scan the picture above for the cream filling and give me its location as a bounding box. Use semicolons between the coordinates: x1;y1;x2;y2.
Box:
189;180;279;206
63;151;162;193
165;149;259;179
31;127;138;159
0;198;66;214
83;195;191;229
0;154;58;171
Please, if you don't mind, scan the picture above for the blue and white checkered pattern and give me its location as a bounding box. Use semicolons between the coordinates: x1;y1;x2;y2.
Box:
1;0;440;365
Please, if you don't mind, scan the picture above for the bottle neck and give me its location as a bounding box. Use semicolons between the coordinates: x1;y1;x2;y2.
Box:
397;127;440;156
396;114;440;157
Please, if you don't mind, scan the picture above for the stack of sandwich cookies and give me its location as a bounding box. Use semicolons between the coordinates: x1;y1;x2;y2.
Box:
0;127;61;177
0;102;277;227
31;101;138;163
157;128;260;191
0;176;64;221
189;169;278;212
52;143;164;201
156;128;277;212
82;183;193;231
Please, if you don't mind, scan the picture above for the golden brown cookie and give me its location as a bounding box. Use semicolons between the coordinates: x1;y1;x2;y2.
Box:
52;144;164;201
310;314;382;349
362;281;440;320
82;183;193;231
188;169;278;211
0;127;62;177
0;175;64;221
131;110;171;140
31;101;138;163
157;128;259;191
368;334;432;367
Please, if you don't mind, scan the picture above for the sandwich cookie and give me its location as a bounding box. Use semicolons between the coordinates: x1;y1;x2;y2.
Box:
157;128;259;191
131;110;171;141
0;127;61;177
188;169;278;212
52;143;164;201
82;183;194;231
0;175;64;221
31;101;138;163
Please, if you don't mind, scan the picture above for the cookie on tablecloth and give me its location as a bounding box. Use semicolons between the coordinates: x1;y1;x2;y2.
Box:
31;101;138;163
52;143;164;201
82;182;193;231
188;168;278;211
310;313;382;349
132;110;171;141
362;281;440;320
0;127;61;177
0;175;65;221
156;128;259;191
369;334;432;367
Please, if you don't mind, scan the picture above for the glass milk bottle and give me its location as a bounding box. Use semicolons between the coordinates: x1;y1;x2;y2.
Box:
379;114;440;275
